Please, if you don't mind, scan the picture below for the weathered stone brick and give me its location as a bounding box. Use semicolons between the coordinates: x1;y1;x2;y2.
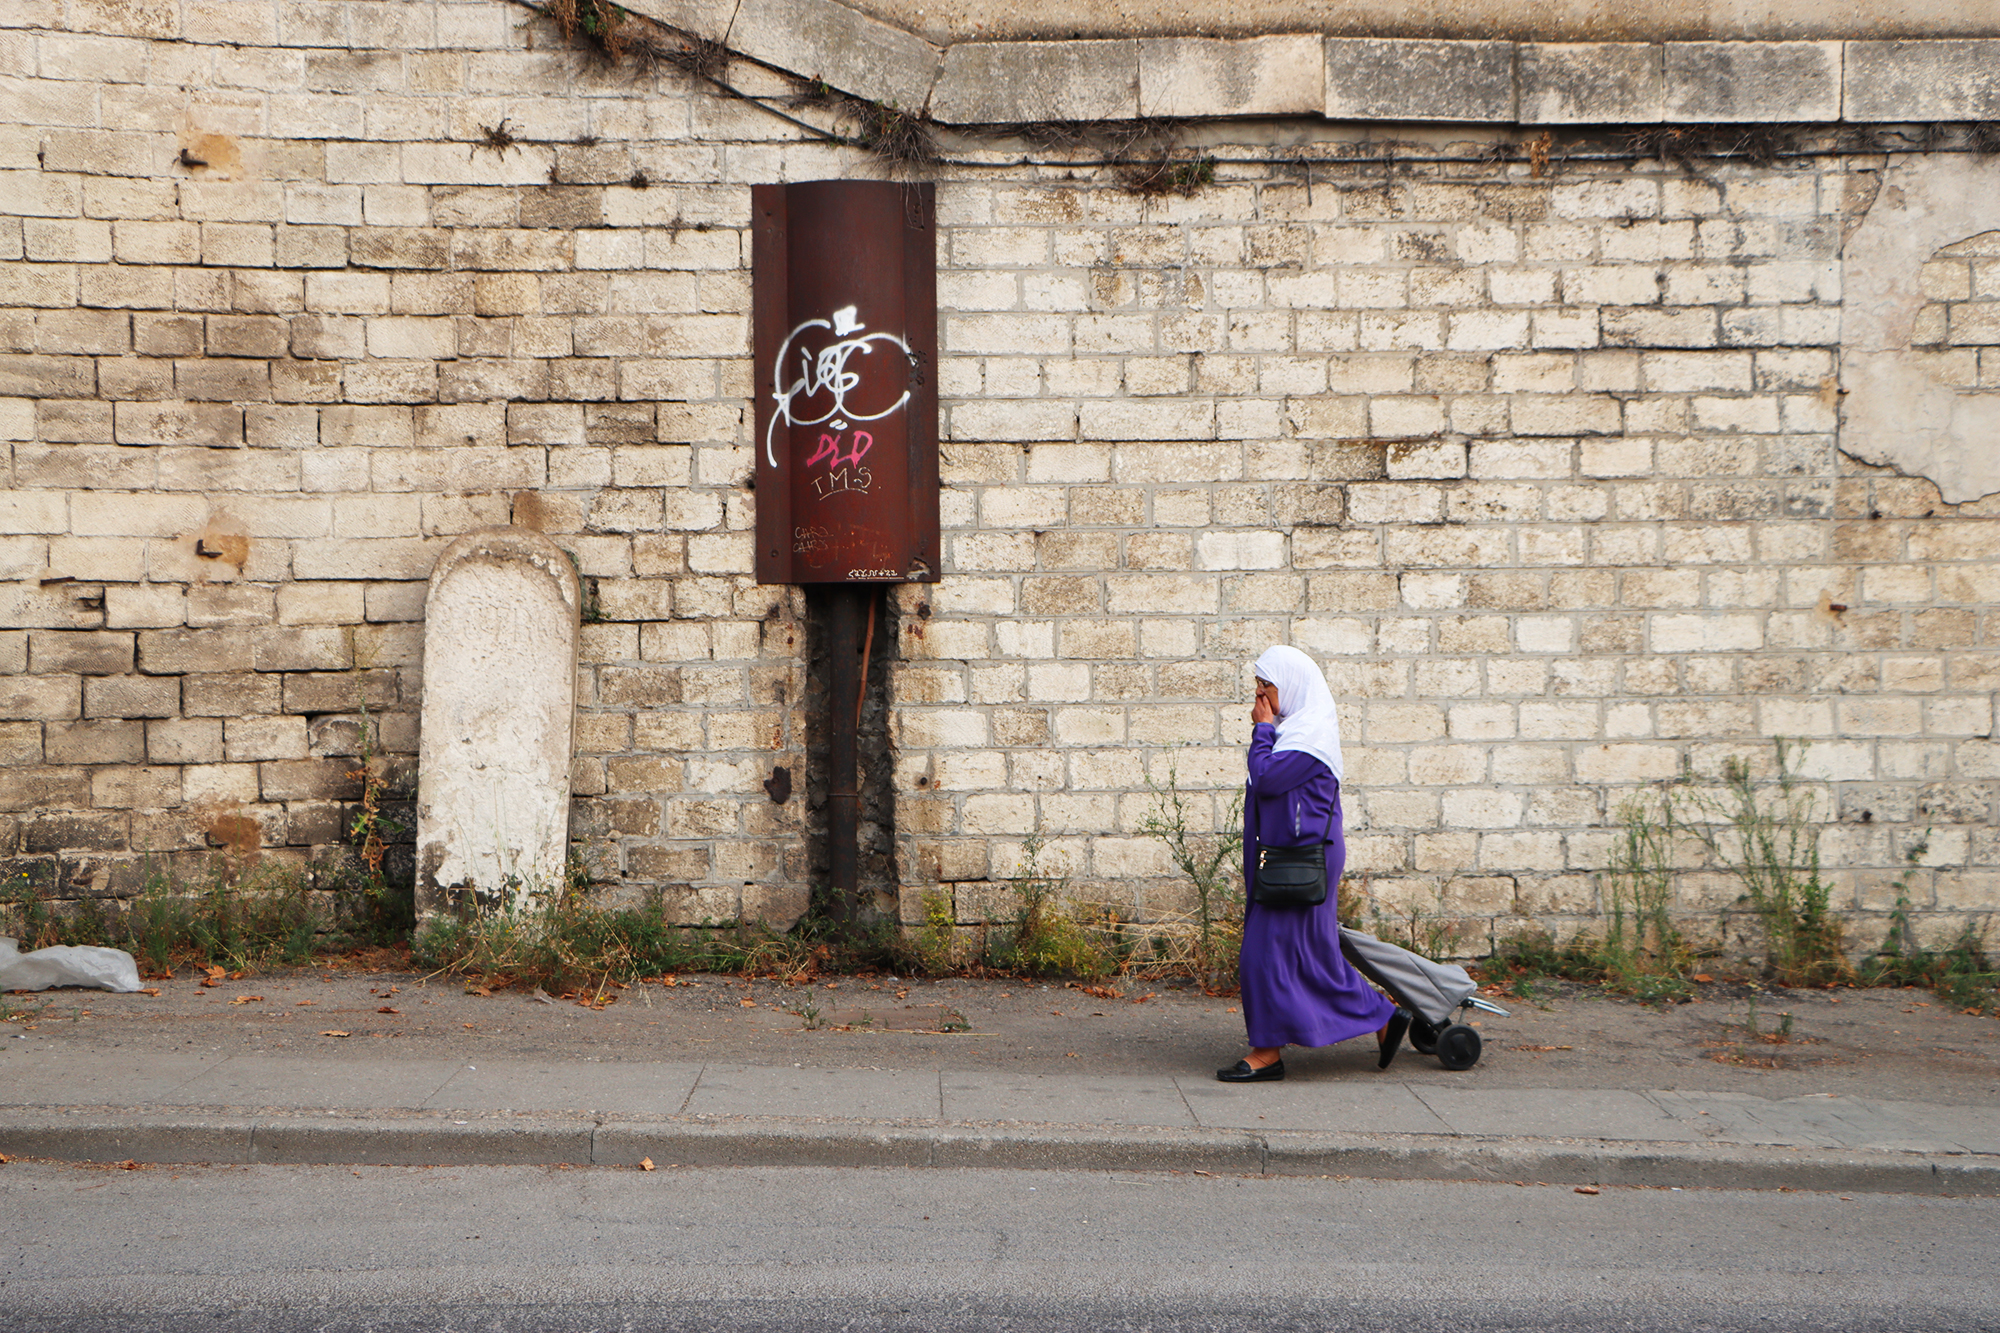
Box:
281;669;397;714
223;716;308;756
91;765;180;808
28;630;134;676
20;811;127;853
134;628;255;675
258;757;362;801
83;674;178;719
44;719;146;764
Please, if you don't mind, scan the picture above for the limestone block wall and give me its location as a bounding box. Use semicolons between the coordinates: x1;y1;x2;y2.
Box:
894;166;1999;952
0;1;1995;954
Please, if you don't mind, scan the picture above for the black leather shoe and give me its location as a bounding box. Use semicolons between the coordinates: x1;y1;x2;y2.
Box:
1378;1009;1412;1069
1216;1058;1285;1083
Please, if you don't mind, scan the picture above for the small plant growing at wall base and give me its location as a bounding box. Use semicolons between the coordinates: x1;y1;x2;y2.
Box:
1597;793;1696;1004
1367;880;1477;964
1680;742;1848;988
991;834;1115;978
1865;831;1999;1014
904;888;962;975
1138;758;1244;992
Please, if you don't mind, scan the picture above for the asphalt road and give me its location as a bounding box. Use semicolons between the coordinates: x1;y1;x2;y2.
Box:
4;1162;1995;1332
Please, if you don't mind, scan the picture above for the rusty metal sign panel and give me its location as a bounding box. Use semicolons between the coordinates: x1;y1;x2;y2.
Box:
752;181;939;585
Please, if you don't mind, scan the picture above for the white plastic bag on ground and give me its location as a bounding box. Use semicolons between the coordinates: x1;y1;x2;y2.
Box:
0;936;143;993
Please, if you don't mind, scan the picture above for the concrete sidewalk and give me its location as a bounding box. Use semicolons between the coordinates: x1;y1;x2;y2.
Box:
6;1038;1998;1194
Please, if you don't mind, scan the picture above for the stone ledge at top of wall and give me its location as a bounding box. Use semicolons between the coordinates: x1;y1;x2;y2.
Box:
1138;35;1326;120
1322;38;1517;123
1665;42;1844;123
727;0;940;112
929;36;1996;125
1519;42;1666;123
1514;41;1850;124
932;39;1139;123
1845;40;2000;122
619;0;740;44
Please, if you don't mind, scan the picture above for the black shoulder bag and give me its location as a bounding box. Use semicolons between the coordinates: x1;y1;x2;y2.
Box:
1250;799;1337;909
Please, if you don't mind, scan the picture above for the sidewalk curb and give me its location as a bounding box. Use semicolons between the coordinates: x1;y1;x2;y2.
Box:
5;1111;1997;1195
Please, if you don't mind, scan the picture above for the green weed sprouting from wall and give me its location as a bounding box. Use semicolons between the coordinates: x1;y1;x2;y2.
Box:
1366;880;1479;964
1138;758;1244;991
1864;831;2000;1013
1597;793;1695;1003
3;862;325;978
905;887;962;975
989;833;1117;978
1488;741;1855;998
1680;742;1848;987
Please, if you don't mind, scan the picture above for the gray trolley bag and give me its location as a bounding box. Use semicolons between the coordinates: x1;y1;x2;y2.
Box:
1338;927;1510;1070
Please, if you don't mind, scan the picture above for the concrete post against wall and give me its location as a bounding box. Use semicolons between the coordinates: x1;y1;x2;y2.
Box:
415;527;582;922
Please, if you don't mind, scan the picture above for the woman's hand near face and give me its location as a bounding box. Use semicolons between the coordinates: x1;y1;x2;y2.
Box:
1252;680;1278;725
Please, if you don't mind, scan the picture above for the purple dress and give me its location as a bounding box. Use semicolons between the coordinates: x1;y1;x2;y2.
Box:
1239;723;1396;1049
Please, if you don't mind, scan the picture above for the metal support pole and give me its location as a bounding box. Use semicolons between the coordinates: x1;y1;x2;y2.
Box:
825;585;865;924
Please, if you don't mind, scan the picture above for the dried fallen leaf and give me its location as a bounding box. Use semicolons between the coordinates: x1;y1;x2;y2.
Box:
1693;974;1713;983
1512;1044;1574;1052
377;1006;400;1014
1574;1185;1600;1195
117;1160;142;1171
199;966;227;988
0;1152;11;1164
466;987;492;998
228;996;264;1006
321;1030;351;1038
1132;992;1155;1004
462;1022;474;1030
296;1000;316;1006
739;999;756;1008
639;1157;655;1172
138;988;161;997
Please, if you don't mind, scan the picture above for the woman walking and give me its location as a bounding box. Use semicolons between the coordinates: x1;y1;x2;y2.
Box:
1217;645;1410;1083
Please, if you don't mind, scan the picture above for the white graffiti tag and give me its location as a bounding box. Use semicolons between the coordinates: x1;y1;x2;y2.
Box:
765;305;912;469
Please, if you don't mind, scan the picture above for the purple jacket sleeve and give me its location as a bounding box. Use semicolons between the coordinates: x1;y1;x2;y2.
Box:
1247;723;1331;795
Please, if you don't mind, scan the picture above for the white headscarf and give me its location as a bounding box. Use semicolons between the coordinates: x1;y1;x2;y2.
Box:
1253;645;1344;783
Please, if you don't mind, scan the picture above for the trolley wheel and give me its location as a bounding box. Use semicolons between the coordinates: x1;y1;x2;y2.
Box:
1408;1016;1439;1055
1435;1023;1482;1071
